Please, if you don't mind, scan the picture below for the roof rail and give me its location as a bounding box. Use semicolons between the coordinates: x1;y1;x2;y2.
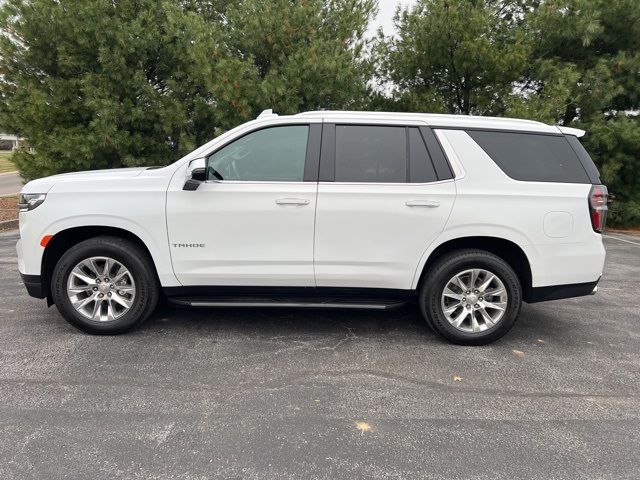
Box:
257;109;278;119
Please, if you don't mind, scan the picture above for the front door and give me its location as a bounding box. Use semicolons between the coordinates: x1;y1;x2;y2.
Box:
167;122;320;286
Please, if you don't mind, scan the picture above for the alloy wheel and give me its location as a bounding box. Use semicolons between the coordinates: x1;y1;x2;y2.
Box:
66;256;136;322
440;268;508;333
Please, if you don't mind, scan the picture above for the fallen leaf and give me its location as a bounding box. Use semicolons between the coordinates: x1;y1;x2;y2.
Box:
453;375;463;382
512;349;525;358
355;421;371;435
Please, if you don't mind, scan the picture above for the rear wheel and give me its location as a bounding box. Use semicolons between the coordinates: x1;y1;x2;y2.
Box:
419;249;522;345
51;236;159;334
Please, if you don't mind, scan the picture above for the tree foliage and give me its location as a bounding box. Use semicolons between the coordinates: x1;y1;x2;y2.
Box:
0;0;223;179
523;0;640;225
378;0;533;115
0;0;375;179
0;0;639;225
221;0;376;121
384;0;640;226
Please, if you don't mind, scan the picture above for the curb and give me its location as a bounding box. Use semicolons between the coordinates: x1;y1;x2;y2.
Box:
0;171;19;177
0;219;18;231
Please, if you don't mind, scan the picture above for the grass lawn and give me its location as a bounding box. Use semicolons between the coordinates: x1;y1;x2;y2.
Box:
0;151;17;174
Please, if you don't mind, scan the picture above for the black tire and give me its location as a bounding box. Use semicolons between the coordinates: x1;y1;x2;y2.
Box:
419;249;522;346
51;236;159;334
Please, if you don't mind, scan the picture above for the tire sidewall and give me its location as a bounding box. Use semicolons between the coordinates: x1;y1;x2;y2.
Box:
421;251;522;345
52;239;156;334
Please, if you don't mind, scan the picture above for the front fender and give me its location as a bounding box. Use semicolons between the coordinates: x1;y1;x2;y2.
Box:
20;213;180;287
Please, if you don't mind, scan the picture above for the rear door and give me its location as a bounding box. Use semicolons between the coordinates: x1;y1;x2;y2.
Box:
313;120;456;289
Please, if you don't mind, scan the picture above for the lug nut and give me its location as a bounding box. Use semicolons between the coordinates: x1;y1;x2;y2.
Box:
466;304;471;309
462;297;466;302
98;293;104;298
118;290;124;295
479;297;483;301
104;278;109;282
474;289;479;294
93;287;98;291
474;303;479;308
107;292;112;297
95;279;101;284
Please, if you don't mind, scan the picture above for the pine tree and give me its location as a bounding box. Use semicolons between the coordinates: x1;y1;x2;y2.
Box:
0;0;230;179
378;0;532;115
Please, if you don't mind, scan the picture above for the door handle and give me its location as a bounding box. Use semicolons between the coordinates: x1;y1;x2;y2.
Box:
275;198;310;206
405;200;440;208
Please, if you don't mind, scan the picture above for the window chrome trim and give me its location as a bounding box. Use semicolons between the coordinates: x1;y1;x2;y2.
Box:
317;178;455;187
203;180;311;186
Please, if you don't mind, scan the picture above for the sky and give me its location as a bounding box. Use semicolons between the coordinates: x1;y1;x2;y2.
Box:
367;0;418;38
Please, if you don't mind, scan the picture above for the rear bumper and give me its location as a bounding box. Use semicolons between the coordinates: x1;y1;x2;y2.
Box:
525;278;600;303
20;273;46;299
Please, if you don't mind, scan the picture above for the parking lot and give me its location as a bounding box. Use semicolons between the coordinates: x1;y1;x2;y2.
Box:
0;229;639;479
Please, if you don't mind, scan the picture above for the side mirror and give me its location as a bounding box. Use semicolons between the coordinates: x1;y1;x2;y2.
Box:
183;157;206;191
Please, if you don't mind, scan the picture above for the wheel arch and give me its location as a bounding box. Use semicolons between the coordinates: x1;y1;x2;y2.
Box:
41;226;161;303
415;236;534;301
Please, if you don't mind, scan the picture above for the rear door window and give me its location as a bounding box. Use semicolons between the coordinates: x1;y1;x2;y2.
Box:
335;125;407;183
467;130;591;184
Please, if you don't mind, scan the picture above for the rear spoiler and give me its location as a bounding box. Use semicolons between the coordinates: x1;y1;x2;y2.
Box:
557;126;585;137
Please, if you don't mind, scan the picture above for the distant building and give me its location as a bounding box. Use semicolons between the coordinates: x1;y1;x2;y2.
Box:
0;133;25;151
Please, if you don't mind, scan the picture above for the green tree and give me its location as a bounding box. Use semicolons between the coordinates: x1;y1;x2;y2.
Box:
0;0;376;180
516;0;640;225
217;0;376;125
381;0;640;226
378;0;533;115
0;0;223;180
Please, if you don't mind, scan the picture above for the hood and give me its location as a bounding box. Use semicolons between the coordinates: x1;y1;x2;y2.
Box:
20;167;149;194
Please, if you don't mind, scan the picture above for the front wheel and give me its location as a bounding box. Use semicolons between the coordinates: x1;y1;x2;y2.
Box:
51;236;159;334
419;249;522;345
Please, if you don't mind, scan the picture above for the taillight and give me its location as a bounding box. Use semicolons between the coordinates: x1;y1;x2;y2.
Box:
589;185;608;233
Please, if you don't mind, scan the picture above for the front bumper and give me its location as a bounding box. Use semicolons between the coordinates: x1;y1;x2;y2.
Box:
20;273;46;299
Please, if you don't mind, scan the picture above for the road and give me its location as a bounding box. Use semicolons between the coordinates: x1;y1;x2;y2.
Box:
0;172;22;196
0;230;639;479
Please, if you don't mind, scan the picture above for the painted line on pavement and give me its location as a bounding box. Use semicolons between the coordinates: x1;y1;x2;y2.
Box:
604;234;640;247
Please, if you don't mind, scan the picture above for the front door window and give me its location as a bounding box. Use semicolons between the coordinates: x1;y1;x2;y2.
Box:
208;125;309;182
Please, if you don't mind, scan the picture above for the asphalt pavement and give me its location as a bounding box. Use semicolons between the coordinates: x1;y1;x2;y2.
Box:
0;230;639;479
0;172;22;196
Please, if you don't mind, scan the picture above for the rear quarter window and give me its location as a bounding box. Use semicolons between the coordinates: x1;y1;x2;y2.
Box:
467;130;591;184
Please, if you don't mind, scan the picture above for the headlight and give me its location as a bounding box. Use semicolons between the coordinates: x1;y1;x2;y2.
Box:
18;193;47;212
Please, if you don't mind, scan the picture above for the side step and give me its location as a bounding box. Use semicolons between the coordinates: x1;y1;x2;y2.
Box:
167;296;408;310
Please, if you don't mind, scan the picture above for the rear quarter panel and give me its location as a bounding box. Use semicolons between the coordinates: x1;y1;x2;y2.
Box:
414;129;605;288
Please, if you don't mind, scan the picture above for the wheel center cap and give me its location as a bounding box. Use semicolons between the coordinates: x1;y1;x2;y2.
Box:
98;283;110;293
466;293;478;304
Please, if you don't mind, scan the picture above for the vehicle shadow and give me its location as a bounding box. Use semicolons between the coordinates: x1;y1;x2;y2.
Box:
132;301;580;346
140;302;428;338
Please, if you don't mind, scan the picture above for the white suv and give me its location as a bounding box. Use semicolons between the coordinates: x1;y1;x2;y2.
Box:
16;110;607;345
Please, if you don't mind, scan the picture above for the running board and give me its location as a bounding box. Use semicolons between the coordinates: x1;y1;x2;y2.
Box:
167;296;408;310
